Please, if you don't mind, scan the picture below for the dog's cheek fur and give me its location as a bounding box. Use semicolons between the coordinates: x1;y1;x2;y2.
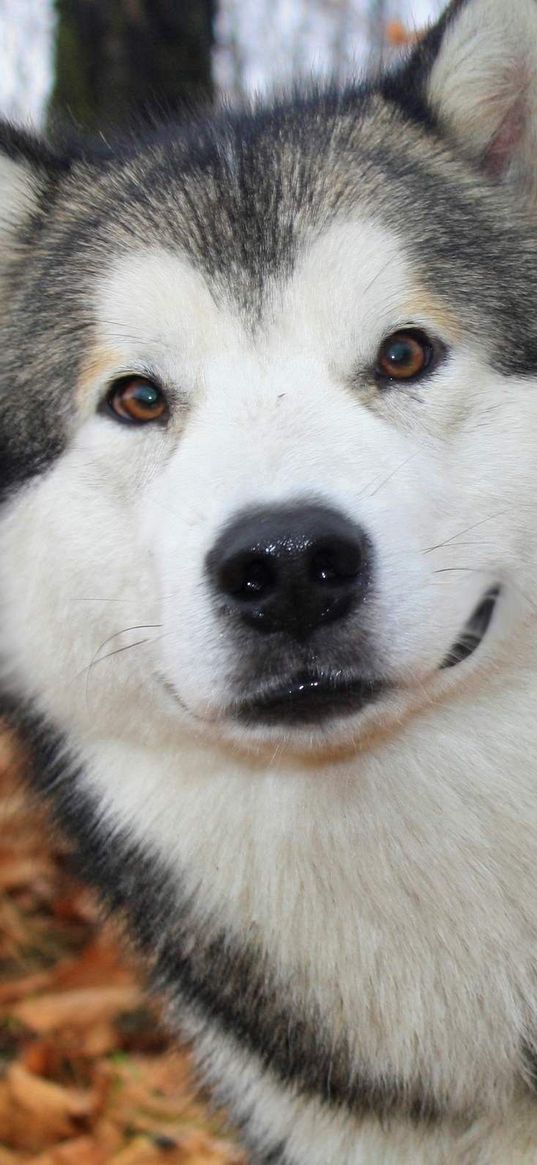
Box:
0;438;167;744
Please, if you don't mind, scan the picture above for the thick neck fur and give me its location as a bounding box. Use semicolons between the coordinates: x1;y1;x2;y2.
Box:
45;614;537;1140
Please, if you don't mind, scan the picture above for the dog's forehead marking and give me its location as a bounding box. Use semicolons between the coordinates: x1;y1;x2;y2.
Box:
89;218;430;397
400;290;462;343
76;344;127;407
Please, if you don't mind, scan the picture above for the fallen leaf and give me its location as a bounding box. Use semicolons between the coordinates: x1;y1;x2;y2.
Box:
53;936;135;990
0;971;54;1005
0;855;53;890
108;1136;161;1165
12;986;142;1033
26;1136;106;1165
1;1063;93;1150
0;732;244;1163
0;1148;19;1165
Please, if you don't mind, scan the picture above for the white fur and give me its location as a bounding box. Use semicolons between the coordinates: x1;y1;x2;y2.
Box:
2;203;537;1159
5;2;537;1157
188;1026;537;1163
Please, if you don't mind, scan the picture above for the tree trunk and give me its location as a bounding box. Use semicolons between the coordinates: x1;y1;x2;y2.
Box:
51;0;215;132
368;0;388;72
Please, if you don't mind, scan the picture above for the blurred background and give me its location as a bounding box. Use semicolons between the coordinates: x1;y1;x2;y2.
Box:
0;0;443;132
0;2;444;1164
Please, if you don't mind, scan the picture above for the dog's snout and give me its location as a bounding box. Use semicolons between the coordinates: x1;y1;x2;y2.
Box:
206;504;372;640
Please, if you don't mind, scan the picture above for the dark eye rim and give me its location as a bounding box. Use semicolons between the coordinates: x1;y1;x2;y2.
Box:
374;328;448;387
102;374;170;426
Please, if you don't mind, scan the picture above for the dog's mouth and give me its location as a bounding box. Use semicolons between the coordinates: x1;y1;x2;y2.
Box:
235;587;500;728
237;672;384;726
440;586;500;670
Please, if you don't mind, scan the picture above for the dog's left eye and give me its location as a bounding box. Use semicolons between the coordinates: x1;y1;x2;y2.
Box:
105;377;169;424
375;330;436;383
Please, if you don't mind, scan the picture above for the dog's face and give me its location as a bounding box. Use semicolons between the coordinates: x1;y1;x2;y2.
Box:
2;0;537;760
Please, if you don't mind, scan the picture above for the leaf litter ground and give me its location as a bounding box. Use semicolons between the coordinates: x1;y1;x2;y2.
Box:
0;731;245;1165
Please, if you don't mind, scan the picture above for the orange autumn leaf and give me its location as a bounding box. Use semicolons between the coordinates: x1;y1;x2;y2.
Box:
0;854;53;891
0;1149;19;1165
107;1138;161;1165
386;20;423;46
26;1136;106;1165
7;1064;93;1121
0;1064;93;1151
0;970;54;1004
12;986;143;1034
53;936;136;990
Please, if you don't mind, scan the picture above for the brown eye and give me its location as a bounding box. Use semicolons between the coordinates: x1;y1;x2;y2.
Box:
376;330;434;383
106;377;168;424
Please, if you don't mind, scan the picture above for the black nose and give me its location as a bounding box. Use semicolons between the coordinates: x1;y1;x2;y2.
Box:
206;504;372;640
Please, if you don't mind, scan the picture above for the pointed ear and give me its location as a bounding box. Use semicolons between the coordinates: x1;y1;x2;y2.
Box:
386;0;537;206
0;123;66;251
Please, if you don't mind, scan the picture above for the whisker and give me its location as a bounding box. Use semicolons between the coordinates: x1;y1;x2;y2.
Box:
85;636;160;711
91;637;153;667
89;624;162;659
78;623;162;709
433;567;537;617
362;453;417;501
423;513;507;555
75;597;148;604
362;256;395;296
433;567;482;575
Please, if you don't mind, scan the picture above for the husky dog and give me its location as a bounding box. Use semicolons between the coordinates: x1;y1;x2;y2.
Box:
4;0;537;1159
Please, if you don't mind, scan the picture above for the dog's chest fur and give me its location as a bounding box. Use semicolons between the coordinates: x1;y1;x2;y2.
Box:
32;633;537;1163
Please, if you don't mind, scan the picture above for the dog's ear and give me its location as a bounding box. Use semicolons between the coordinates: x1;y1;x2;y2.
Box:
384;0;537;206
0;124;66;251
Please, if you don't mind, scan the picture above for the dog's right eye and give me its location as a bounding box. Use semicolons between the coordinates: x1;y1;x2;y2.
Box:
105;377;169;425
375;330;435;384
